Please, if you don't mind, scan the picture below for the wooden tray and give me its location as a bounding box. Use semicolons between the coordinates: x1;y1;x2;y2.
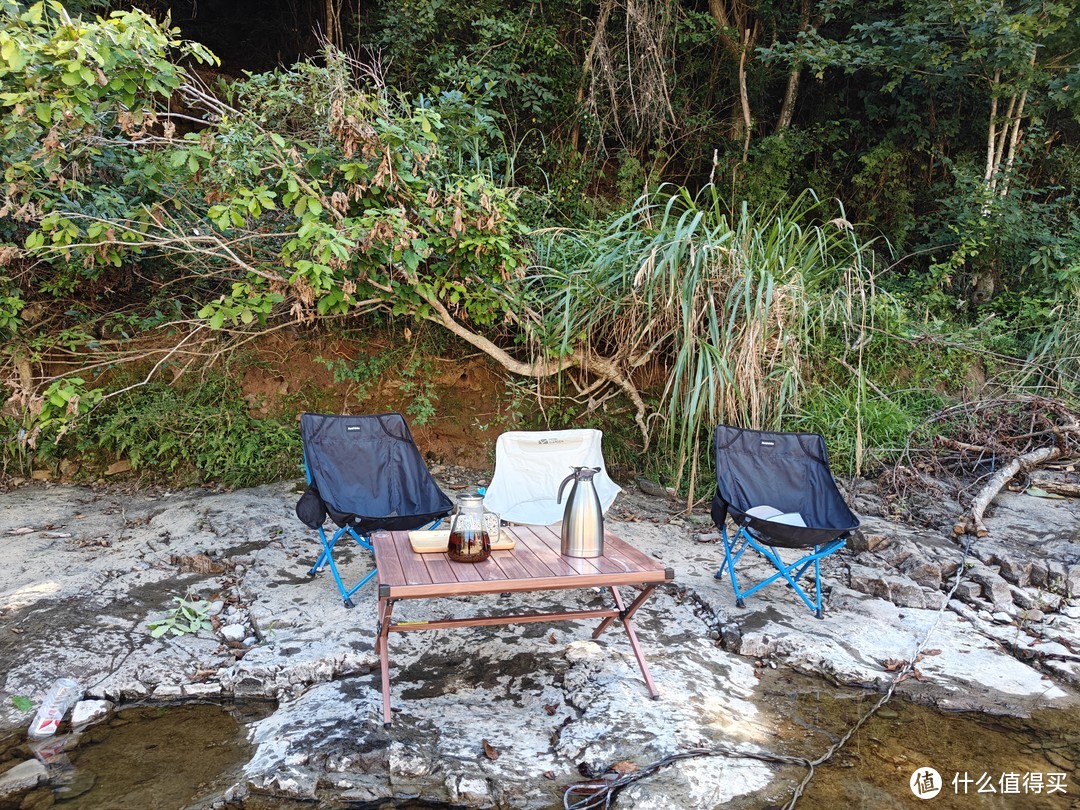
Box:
409;529;516;554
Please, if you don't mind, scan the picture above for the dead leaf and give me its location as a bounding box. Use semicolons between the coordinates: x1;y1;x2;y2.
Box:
1026;486;1065;499
542;771;556;780
8;527;34;535
544;702;559;716
611;761;638;775
881;658;907;672
548;632;557;644
922;649;942;656
482;739;499;761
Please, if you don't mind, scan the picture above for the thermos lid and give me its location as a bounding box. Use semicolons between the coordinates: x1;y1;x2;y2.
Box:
457;493;484;504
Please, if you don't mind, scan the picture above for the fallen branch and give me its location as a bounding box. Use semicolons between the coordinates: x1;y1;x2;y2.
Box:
1029;479;1080;498
954;446;1062;537
935;436;993;455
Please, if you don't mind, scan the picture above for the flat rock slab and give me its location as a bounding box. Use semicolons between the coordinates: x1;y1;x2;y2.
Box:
1;481;1078;807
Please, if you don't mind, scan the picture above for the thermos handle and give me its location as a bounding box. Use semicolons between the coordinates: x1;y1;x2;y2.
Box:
557;468;579;504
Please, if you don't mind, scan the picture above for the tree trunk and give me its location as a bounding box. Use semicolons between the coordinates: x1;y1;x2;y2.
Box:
737;27;753;162
707;0;757;154
954;446;1062;537
571;0;616;153
774;0;810;135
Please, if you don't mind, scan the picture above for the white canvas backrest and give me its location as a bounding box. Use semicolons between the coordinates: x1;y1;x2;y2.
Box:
483;429;622;525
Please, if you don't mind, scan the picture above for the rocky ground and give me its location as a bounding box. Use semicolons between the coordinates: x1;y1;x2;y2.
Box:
1;468;1079;808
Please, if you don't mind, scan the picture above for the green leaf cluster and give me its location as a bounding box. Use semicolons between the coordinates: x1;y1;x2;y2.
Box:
149;594;212;638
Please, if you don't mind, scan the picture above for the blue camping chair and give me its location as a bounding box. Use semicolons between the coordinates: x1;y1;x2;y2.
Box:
710;425;859;618
296;412;452;607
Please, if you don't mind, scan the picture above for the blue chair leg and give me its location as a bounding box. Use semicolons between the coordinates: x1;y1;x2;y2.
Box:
308;519;442;607
716;526;750;608
309;526;376;608
715;526;844;617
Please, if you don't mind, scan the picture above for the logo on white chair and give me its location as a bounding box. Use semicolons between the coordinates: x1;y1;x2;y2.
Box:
910;767;942;799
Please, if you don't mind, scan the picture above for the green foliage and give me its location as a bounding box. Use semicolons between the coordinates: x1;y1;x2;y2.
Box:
0;1;216;218
0;278;23;336
15;376;105;453
149;593;212;639
369;0;576;139
1;0;1077;491
316;335;442;426
10;694;33;712
83;375;300;487
11;39;529;336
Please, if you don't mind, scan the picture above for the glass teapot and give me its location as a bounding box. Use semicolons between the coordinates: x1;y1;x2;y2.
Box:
448;493;492;563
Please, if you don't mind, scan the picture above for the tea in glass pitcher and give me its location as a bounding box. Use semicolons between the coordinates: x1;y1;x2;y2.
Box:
448;493;491;563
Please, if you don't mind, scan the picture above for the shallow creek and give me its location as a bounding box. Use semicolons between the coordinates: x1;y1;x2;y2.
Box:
0;701;273;810
2;675;1078;809
746;669;1077;808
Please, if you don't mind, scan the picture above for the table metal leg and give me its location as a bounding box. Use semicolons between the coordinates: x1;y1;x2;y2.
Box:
379;599;395;727
594;586;661;699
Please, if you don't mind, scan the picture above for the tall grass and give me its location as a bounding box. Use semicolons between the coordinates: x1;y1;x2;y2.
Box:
531;185;876;495
1023;284;1080;397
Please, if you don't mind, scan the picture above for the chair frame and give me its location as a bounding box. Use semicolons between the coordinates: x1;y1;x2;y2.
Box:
717;521;845;619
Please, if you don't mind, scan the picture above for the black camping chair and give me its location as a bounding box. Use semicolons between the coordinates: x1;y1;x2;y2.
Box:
710;425;859;618
296;412;453;607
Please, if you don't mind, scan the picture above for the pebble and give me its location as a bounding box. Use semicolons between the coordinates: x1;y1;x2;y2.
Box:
71;699;113;728
0;760;46;798
221;625;246;642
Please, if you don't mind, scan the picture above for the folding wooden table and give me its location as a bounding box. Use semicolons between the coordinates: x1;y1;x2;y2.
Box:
372;524;674;726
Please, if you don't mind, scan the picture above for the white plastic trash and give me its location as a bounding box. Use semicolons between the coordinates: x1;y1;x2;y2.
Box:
27;678;83;740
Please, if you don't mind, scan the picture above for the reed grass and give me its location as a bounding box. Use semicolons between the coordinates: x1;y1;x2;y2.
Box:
530;185;877;493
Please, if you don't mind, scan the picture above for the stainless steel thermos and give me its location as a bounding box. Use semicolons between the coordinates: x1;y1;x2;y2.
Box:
557;466;604;558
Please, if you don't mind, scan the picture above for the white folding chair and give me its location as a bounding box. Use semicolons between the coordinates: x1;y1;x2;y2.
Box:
482;429;622;525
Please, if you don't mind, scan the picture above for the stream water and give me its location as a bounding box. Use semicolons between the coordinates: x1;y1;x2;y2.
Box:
750;669;1077;808
0;701;273;810
1;678;1077;809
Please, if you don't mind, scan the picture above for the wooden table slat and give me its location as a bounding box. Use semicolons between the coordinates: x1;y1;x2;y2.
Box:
498;536;557;579
421;552;461;586
373;531;408;586
398;542;433;585
515;526;595;577
487;548;532;581
375;525;670;597
524;525;608;575
602;532;665;572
